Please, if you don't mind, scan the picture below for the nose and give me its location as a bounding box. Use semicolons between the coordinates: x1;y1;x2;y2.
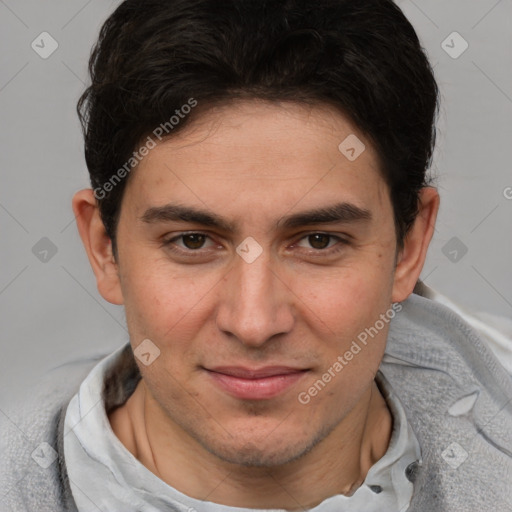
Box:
215;246;295;348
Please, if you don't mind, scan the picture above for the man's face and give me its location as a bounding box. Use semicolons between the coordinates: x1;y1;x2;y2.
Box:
115;100;399;466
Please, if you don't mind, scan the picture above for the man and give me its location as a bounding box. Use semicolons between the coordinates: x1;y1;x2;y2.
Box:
2;1;511;511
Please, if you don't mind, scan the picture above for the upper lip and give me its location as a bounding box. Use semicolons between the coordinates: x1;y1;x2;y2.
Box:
206;366;308;379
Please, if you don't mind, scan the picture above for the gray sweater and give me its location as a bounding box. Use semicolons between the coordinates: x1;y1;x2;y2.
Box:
1;292;512;511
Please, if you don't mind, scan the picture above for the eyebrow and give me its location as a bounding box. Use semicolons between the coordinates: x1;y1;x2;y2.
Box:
277;202;372;229
140;201;372;232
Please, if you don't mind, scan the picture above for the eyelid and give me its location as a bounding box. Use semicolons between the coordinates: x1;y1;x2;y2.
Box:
292;232;347;249
162;231;349;256
163;231;218;251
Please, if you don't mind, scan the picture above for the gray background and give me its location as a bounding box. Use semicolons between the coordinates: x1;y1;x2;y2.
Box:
1;0;511;408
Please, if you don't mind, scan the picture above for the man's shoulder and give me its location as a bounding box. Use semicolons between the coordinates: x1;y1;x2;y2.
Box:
384;292;512;394
0;350;112;511
382;293;512;511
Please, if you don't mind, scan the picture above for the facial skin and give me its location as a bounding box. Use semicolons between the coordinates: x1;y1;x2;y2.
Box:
73;100;439;510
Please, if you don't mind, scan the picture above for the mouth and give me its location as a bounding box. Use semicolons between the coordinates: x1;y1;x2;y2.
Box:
204;366;310;400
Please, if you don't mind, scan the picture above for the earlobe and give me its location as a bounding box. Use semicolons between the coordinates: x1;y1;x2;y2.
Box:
391;187;440;303
72;189;124;305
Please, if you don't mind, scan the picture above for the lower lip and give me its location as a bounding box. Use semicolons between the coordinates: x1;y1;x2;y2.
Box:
207;370;307;400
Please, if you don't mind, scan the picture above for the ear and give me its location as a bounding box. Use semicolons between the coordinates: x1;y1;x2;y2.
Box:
391;187;440;303
72;189;124;305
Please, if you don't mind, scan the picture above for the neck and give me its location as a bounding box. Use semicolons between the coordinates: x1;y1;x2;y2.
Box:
109;379;393;509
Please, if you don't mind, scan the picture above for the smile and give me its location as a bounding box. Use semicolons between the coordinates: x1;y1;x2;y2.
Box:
204;366;309;400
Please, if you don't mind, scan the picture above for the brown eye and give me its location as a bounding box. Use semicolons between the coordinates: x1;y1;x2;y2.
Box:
307;234;331;250
294;233;349;257
181;233;207;249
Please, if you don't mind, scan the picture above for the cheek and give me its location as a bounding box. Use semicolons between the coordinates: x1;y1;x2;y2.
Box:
120;256;222;350
293;260;392;337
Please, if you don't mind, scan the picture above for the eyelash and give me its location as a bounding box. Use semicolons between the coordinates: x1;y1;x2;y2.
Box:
161;232;349;258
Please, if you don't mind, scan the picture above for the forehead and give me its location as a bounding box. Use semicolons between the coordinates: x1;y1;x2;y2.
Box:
123;100;389;219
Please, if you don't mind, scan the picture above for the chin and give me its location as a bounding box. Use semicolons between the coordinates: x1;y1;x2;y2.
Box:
205;440;309;467
195;421;333;468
